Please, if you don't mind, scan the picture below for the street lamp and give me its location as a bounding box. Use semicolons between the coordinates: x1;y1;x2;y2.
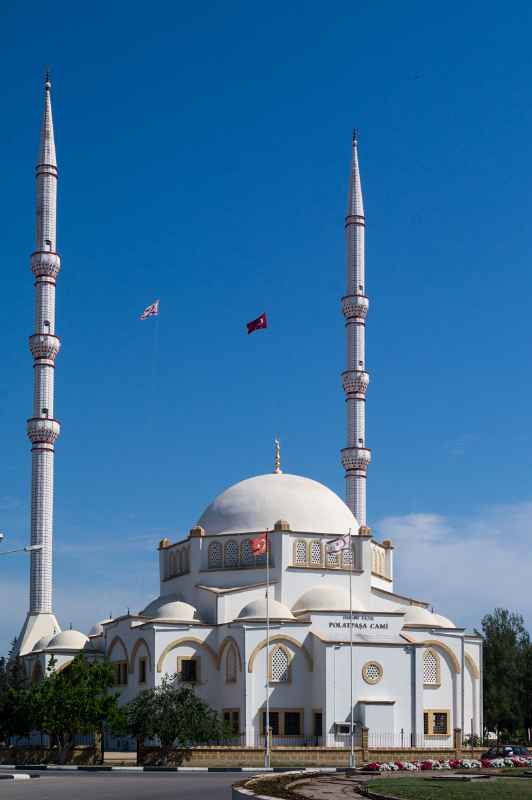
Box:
0;544;43;556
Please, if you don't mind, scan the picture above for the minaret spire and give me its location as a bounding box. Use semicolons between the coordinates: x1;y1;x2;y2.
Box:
18;76;61;654
340;131;371;526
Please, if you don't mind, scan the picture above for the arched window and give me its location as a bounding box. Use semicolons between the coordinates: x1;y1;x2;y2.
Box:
294;540;307;566
226;644;237;683
208;541;222;569
241;539;254;566
310;540;322;567
224;540;239;567
270;645;290;683
423;648;441;686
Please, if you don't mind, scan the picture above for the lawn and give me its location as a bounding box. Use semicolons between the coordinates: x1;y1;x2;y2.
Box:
368;776;532;799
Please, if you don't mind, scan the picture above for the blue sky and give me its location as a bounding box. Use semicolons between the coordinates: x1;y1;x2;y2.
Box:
2;1;532;654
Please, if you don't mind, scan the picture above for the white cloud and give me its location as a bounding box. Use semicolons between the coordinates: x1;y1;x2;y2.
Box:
374;501;532;632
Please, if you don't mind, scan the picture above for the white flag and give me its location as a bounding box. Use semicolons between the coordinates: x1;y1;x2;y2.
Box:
325;532;350;553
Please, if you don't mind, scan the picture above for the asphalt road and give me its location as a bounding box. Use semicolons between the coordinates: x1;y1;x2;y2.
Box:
0;770;241;800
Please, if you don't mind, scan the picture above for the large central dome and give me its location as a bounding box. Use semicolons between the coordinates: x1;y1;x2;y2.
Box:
197;473;357;535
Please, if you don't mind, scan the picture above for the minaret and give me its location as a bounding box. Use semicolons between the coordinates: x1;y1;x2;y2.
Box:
341;131;371;526
18;76;61;655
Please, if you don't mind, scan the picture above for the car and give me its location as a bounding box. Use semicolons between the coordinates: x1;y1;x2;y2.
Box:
480;745;530;760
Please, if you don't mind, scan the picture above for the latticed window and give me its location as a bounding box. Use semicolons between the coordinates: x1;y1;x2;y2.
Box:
208;541;222;569
310;540;322;566
294;540;307;565
226;644;237;683
362;660;383;684
342;546;354;569
240;539;254;566
224;540;239;567
326;549;339;568
423;649;440;686
270;646;290;683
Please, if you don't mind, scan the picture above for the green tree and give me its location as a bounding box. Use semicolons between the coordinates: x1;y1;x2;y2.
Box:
482;608;529;737
30;654;120;762
0;640;33;744
124;675;230;765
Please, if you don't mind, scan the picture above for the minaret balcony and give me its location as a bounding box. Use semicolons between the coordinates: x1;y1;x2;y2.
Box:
341;446;372;471
31;251;60;279
29;334;61;361
342;294;369;320
342;370;369;396
27;417;60;445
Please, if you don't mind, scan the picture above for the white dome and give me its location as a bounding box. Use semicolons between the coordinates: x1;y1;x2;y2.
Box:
433;613;456;628
141;595;199;622
403;606;439;626
48;630;89;650
238;598;295;621
292;584;364;615
197;473;358;535
88;622;104;638
32;635;53;652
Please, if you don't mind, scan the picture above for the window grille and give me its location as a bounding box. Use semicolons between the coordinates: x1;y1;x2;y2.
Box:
224;540;239;567
423;649;440;686
342;546;354;569
270;646;290;683
362;660;383;684
240;539;254;566
226;645;237;683
294;540;307;565
310;540;322;566
208;541;222;569
326;549;339;568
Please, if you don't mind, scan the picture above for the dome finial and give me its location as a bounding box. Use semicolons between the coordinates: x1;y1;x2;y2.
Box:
274;437;282;474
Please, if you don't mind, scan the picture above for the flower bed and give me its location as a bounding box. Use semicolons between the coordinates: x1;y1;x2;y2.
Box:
365;756;532;771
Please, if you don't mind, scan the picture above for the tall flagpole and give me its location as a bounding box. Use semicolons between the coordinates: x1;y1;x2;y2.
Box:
265;528;271;768
349;528;355;768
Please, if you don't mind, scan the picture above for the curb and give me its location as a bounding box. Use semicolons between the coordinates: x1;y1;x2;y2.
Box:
1;765;347;774
0;774;35;781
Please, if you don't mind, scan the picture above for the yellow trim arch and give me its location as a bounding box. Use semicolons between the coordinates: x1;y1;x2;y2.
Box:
156;636;217;673
248;634;313;673
465;652;480;679
419;640;461;674
217;636;243;671
129;637;153;674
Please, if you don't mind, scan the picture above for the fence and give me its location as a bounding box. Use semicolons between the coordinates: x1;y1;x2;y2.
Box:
8;732;95;747
368;730;452;750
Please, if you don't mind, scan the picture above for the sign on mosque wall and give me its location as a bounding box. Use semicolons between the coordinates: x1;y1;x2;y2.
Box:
311;612;405;641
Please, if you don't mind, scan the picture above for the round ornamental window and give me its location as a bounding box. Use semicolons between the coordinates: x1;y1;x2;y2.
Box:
362;661;383;685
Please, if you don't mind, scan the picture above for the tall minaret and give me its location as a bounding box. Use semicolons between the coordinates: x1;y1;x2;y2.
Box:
18;76;62;655
341;131;371;526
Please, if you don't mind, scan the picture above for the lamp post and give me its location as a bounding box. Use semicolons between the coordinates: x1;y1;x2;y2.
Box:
0;543;43;557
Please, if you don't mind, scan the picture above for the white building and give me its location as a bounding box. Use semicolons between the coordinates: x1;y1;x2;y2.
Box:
20;82;483;747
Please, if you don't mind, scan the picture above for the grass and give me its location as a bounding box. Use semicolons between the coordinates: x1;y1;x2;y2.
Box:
368;776;532;799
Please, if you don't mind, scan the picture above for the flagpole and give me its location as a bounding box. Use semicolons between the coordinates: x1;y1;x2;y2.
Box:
265;528;271;768
349;528;355;768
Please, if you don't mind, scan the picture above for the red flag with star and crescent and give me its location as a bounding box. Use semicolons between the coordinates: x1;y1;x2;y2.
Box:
250;532;267;556
246;312;267;335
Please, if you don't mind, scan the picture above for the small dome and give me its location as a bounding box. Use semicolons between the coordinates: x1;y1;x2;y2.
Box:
238;598;295;622
197;473;358;535
32;635;53;652
141;594;198;622
433;613;456;628
88;622;104;638
403;606;439;626
47;630;89;650
292;584;363;615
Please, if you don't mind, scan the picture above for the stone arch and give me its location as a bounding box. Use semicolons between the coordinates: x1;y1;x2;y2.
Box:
107;635;129;662
419;640;461;674
465;652;480;679
217;636;243;671
156;636;218;673
248;634;313;673
129;637;153;674
55;658;74;673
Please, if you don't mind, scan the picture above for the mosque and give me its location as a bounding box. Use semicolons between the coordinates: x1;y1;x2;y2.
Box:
17;78;483;747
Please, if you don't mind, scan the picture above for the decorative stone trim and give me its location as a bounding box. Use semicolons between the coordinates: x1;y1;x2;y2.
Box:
247;635;313;673
362;661;383;685
31;251;60;278
156;636;217;673
341;446;371;471
29;333;61;360
27;417;60;444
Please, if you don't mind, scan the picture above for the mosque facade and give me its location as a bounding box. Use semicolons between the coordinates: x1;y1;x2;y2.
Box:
19;79;483;747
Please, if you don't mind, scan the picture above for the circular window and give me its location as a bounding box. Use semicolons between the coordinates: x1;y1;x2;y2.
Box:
362;660;383;685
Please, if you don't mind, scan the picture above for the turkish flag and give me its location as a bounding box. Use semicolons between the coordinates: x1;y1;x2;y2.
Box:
250;532;267;556
246;312;268;334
